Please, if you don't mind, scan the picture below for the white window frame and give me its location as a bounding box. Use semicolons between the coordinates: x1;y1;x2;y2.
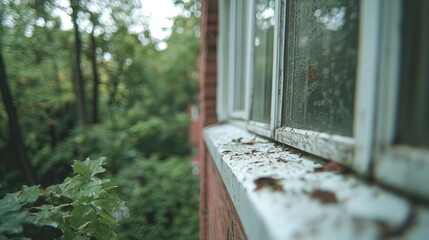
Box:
217;0;252;121
274;0;376;175
216;0;429;200
227;0;251;120
216;0;230;121
373;0;429;200
247;0;284;139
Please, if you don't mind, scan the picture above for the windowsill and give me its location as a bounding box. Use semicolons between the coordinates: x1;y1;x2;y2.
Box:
203;123;429;240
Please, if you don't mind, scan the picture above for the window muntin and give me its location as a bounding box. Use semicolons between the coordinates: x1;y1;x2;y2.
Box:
250;0;275;124
283;0;359;137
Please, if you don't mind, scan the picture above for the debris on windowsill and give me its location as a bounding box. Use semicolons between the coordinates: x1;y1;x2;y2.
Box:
254;177;284;192
314;161;348;173
308;189;338;204
204;124;429;240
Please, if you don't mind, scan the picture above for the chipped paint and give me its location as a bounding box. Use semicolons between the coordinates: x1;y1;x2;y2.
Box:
275;127;355;165
204;124;428;240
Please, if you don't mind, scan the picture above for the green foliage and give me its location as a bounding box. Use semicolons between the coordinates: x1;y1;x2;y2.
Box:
113;157;199;240
0;158;123;240
1;0;201;239
0;185;43;236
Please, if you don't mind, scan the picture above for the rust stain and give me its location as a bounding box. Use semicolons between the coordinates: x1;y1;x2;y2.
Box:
307;65;317;83
309;189;338;204
242;140;257;145
254;177;284;192
314;161;347;173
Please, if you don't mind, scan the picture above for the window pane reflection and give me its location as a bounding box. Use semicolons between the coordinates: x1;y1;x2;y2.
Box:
396;0;429;148
284;0;359;136
251;0;275;123
232;1;249;112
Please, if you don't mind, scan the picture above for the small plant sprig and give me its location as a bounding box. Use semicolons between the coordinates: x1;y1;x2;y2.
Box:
0;157;123;240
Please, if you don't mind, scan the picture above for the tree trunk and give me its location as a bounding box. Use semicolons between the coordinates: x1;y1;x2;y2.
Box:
108;61;124;120
90;23;100;124
0;50;37;185
71;0;86;126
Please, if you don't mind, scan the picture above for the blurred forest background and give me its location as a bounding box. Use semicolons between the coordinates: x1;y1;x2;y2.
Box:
0;0;200;239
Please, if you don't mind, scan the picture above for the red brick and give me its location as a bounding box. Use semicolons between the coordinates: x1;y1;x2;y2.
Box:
198;1;247;239
208;2;218;11
207;52;217;63
204;155;247;240
204;99;217;109
205;75;217;85
206;63;217;74
207;24;218;32
203;86;216;98
208;12;218;23
207;37;217;47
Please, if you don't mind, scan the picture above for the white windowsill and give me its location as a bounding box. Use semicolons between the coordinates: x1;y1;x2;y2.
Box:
203;123;429;240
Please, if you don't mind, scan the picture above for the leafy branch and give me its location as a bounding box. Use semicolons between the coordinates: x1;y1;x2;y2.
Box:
0;157;124;240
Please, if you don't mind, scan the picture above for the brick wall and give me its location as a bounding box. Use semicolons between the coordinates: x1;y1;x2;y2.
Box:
198;0;247;239
206;153;247;240
199;0;218;128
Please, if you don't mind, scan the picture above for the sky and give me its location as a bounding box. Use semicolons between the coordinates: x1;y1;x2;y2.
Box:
55;0;181;40
140;0;181;39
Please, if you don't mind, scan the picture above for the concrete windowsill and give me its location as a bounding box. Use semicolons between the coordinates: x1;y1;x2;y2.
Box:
203;123;429;240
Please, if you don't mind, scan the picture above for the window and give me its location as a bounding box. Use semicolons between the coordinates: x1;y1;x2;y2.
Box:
395;0;429;149
283;0;359;137
217;0;252;120
229;0;249;115
250;0;275;124
374;0;429;199
218;0;279;130
217;0;429;200
275;0;361;168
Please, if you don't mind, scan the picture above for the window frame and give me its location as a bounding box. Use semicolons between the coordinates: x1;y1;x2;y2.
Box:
274;0;375;174
246;0;284;139
216;0;429;200
227;0;252;120
216;0;230;121
218;0;252;121
373;0;429;200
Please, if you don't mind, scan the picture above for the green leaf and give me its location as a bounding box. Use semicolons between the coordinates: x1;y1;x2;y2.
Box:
77;221;91;230
33;205;61;227
72;161;91;180
0;157;122;239
98;211;116;225
18;185;42;205
84;157;107;177
0;194;21;213
0;211;27;234
69;205;95;230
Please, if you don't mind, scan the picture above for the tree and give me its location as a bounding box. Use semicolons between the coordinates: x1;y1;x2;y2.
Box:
70;0;87;126
0;50;36;185
89;13;100;124
1;0;202;237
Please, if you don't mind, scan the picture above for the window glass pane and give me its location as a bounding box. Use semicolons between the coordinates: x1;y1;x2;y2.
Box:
284;0;359;136
232;1;249;112
396;0;429;148
250;0;275;123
